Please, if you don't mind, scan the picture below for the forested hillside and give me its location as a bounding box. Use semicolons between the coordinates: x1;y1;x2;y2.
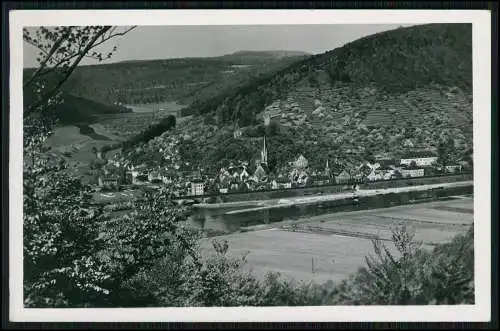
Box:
51;93;132;125
41;51;310;106
23;50;309;127
129;24;472;173
183;24;471;124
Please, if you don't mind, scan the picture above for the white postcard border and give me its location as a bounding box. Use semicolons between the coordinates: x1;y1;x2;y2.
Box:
9;9;492;322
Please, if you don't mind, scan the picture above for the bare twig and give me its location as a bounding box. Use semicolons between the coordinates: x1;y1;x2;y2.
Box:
23;29;72;88
27;27;112;113
89;26;137;51
25;25;137;113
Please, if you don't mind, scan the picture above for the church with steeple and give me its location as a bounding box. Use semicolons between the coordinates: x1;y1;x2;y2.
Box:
325;159;331;177
260;136;268;166
254;136;269;182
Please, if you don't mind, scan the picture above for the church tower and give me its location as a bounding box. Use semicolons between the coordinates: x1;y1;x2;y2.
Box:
325;159;331;177
261;136;268;166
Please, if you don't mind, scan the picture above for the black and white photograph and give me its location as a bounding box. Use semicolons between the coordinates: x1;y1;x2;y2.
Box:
8;9;492;323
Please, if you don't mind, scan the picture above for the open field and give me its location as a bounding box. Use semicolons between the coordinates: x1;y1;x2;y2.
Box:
97;100;188;139
200;196;473;284
44;125;122;181
45;125;113;162
45;126;93;149
43;100;182;179
123;100;186;114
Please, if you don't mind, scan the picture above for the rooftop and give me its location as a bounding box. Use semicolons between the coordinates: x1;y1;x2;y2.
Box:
401;150;438;158
403;165;425;170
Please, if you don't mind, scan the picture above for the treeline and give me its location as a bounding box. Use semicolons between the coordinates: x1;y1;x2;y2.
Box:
54;94;132;125
121;115;177;150
23;69;131;125
24;90;131;126
321;23;472;93
48;55;307;106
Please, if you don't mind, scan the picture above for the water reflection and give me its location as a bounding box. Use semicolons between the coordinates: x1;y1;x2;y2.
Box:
190;185;473;234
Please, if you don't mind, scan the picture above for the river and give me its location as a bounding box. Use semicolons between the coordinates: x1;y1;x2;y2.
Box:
189;181;473;234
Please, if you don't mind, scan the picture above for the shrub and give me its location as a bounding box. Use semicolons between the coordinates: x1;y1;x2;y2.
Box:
330;224;474;305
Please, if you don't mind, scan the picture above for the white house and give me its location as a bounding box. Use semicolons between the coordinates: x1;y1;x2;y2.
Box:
367;170;383;181
271;180;279;190
290;154;309;169
162;176;173;184
400;151;438;166
191;180;204;196
445;165;462;173
254;164;267;182
275;176;291;189
130;170;141;185
148;171;162;183
382;171;395;180
366;162;381;171
239;167;250;181
377;166;395;180
263;113;271;126
401;166;425;178
233;127;242;139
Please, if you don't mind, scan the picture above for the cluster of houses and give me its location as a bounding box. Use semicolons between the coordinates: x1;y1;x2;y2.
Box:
187;145;471;197
93;133;471;198
184;139;468;197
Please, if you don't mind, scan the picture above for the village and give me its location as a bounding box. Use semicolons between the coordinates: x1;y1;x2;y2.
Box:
90;131;471;199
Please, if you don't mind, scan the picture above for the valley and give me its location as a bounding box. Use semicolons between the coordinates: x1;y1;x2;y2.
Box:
23;22;478;308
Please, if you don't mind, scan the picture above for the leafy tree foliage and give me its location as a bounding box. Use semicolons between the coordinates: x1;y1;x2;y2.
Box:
23;26;136;307
437;137;456;167
23;26;136;115
329;225;474;305
23;147;110;307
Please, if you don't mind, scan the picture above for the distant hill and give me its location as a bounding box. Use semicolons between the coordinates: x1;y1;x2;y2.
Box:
23;50;308;127
218;50;311;62
34;51;309;107
50;93;132;125
128;23;473;173
116;50;310;64
183;23;472;125
23;67;132;126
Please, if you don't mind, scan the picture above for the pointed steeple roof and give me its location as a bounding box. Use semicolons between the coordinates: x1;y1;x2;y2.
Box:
261;136;268;165
325;159;331;176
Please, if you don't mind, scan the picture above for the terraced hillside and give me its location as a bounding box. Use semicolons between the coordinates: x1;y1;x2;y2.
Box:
183;24;471;122
123;24;472;173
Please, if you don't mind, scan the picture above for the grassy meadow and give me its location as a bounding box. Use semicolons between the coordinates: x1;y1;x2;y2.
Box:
200;196;473;284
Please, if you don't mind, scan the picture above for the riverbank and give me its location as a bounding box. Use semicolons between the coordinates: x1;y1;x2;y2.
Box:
191;180;473;233
200;195;474;284
195;180;472;212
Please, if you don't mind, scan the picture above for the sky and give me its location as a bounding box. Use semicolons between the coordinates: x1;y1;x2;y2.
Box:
23;24;415;68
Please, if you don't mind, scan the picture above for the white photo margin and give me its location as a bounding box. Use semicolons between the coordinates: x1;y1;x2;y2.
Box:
9;9;492;323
